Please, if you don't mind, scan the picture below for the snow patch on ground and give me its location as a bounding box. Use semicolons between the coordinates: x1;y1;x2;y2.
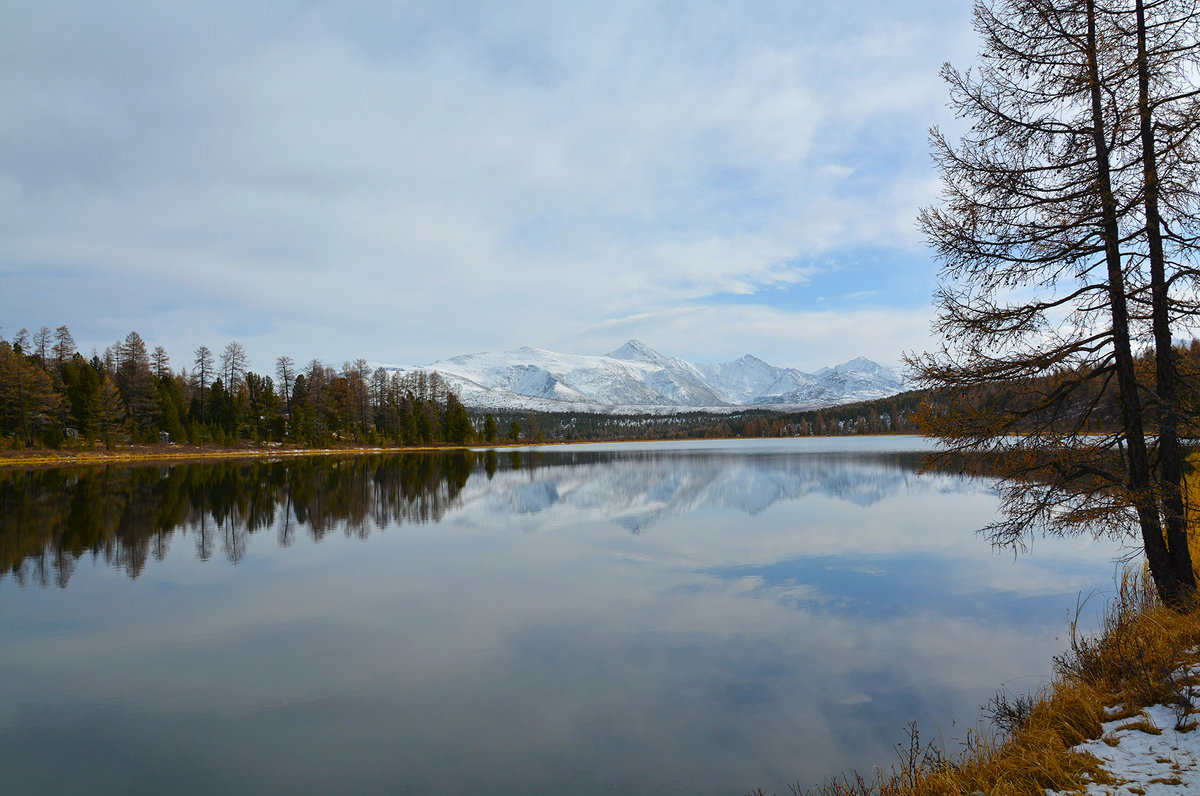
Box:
1051;664;1200;795
1065;705;1200;794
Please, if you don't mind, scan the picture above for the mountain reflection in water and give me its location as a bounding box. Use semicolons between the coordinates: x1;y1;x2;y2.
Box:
0;438;1129;796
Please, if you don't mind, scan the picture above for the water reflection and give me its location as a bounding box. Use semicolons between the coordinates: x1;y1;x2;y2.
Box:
0;439;1128;795
1;446;951;586
463;449;944;531
1;441;987;587
0;452;477;585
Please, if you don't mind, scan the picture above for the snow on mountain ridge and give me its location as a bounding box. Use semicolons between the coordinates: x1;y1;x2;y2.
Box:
384;340;904;412
607;339;665;363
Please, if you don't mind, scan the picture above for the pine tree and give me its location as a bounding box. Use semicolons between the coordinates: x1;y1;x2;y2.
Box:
97;374;127;450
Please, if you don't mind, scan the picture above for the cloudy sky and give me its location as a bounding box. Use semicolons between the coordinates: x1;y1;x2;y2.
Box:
1;0;976;374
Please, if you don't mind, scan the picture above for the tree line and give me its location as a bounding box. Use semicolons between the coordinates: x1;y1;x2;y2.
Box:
477;393;925;443
0;325;482;449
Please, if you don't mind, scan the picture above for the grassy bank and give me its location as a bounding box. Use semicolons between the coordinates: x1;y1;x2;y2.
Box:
0;440;551;468
757;572;1200;796
0;435;860;468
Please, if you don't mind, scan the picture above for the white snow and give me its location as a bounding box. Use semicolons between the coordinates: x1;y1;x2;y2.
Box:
1049;664;1200;795
380;339;905;412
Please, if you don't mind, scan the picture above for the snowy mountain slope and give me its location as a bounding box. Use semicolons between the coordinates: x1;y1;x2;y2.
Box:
383;340;904;412
801;357;905;402
696;355;820;404
431;345;686;406
608;340;731;405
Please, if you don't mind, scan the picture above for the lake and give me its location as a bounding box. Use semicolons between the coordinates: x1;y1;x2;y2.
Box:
0;437;1132;794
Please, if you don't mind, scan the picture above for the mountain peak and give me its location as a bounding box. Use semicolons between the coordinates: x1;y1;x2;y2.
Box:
832;356;888;373
607;339;666;363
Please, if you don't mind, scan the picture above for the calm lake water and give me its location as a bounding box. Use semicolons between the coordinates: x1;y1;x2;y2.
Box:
0;437;1131;794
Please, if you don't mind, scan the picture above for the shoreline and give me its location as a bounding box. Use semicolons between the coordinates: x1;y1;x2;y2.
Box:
0;434;918;468
778;576;1200;795
0;442;504;468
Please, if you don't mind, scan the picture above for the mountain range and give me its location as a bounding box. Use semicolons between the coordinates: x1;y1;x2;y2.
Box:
385;340;905;413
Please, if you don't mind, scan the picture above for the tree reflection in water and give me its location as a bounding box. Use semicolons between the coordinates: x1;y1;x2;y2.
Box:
0;451;480;587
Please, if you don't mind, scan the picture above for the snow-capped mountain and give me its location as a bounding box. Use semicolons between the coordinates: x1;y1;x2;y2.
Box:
695;354;820;404
384;340;904;412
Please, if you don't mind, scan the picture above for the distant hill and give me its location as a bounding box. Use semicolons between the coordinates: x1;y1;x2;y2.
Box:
382;340;906;412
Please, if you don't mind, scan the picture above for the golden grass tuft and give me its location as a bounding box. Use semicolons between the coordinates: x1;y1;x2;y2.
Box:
1148;775;1185;785
770;569;1200;796
1111;717;1162;735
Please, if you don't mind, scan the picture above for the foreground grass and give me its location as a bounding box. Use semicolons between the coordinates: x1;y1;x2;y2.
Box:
753;572;1200;796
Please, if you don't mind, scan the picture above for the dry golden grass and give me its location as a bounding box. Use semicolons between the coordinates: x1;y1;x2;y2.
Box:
758;570;1200;796
0;442;485;468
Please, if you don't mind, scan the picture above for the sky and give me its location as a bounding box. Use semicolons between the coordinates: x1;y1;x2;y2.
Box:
1;0;977;375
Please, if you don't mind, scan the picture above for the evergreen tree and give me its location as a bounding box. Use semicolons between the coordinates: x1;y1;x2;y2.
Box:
441;394;474;444
156;375;187;443
61;353;101;440
116;331;157;436
96;374;127;450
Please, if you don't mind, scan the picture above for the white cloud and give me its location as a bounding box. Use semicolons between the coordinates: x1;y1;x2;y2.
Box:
554;303;937;372
0;0;974;368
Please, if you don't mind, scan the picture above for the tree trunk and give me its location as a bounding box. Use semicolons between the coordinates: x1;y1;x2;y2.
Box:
1087;0;1182;605
1135;0;1195;601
